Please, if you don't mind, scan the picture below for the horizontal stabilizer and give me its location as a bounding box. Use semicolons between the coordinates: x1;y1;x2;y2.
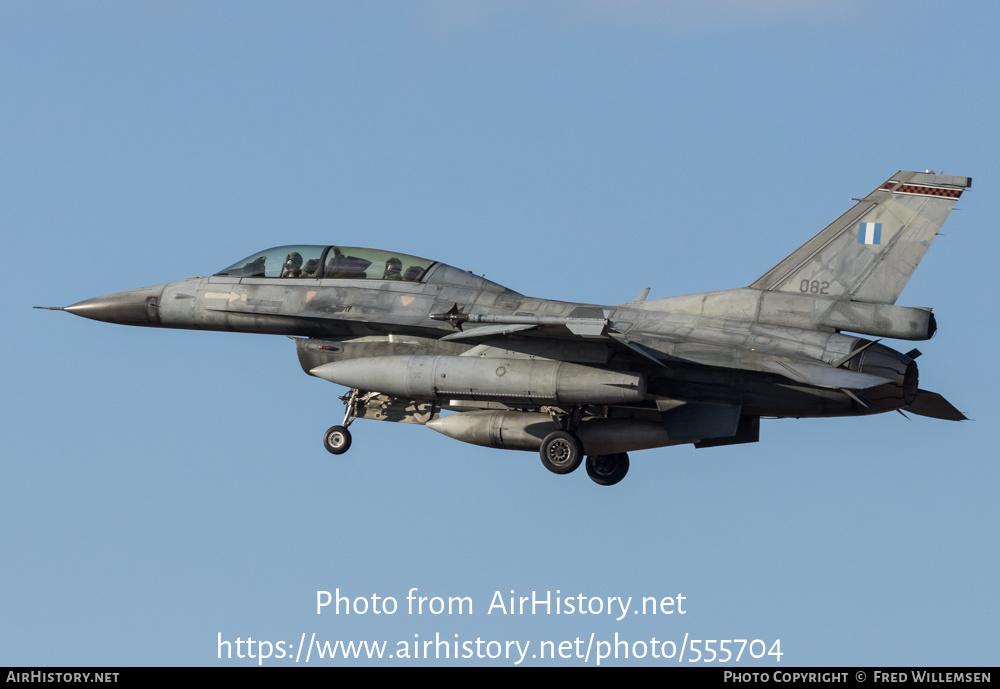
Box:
761;360;892;390
904;389;968;421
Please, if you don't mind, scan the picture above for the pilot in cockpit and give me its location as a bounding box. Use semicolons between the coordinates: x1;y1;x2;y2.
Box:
383;257;403;280
281;251;303;278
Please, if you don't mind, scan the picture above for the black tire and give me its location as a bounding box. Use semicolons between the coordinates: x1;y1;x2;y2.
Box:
539;430;583;475
586;453;630;486
323;425;352;455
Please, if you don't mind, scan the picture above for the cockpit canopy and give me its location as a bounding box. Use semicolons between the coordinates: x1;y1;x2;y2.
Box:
216;245;435;282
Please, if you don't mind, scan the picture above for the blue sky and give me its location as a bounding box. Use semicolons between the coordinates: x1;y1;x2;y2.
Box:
2;1;997;666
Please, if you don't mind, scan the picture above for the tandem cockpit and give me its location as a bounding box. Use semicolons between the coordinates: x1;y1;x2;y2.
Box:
216;245;435;281
214;245;514;292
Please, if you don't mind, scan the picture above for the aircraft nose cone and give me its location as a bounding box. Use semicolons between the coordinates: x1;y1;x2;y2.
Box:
63;284;166;326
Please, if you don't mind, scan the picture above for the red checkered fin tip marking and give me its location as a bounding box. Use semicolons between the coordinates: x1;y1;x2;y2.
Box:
880;181;963;198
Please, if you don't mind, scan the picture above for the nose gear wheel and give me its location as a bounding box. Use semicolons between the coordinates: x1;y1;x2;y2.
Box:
323;425;352;455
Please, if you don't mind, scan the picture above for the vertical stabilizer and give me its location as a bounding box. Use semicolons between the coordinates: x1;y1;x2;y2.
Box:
750;171;971;304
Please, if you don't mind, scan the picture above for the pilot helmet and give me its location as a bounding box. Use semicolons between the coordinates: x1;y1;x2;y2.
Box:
384;257;402;277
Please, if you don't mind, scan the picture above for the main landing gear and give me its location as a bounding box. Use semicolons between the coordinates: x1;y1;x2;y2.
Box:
538;409;630;486
538;429;630;486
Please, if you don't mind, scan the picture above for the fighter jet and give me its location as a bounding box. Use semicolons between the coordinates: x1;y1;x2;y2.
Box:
40;170;969;485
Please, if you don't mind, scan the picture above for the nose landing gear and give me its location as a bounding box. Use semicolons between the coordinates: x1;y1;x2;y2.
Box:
323;389;361;455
